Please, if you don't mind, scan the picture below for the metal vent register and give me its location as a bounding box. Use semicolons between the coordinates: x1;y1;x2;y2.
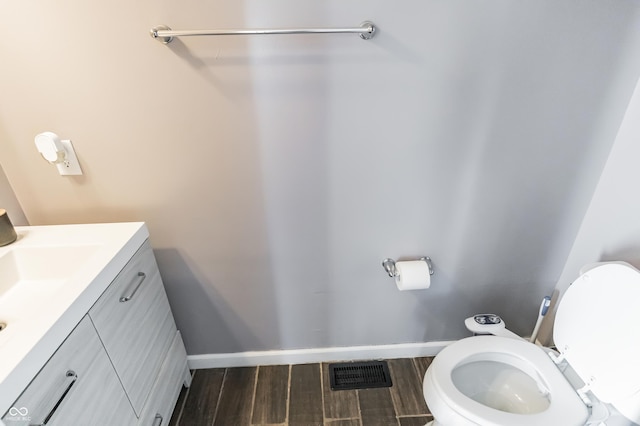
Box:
329;361;392;390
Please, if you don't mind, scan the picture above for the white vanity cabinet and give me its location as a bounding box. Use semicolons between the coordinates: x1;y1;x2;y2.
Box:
89;240;179;416
2;236;190;426
2;316;136;426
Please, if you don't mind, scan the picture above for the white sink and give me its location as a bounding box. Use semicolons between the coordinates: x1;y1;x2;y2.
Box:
0;245;100;348
0;222;149;416
0;245;100;297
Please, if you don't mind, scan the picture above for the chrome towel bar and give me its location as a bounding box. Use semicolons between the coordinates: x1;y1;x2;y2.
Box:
150;21;376;44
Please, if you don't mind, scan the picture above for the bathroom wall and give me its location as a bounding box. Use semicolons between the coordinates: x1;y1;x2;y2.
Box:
1;0;640;355
0;165;27;226
537;75;640;345
556;75;640;288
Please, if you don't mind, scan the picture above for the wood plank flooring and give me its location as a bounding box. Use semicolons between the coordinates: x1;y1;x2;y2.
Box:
169;357;433;426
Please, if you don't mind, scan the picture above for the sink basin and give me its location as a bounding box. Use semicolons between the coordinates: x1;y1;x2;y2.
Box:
0;245;101;349
0;245;100;299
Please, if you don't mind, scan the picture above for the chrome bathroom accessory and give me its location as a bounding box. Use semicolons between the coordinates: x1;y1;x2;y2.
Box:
382;256;433;278
150;21;376;44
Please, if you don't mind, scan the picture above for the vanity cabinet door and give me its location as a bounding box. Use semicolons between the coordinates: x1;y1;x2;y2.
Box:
2;316;136;426
138;332;191;426
89;240;176;416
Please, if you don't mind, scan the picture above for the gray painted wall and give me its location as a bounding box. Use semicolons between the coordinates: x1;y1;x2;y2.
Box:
538;76;640;345
1;0;640;355
555;75;640;289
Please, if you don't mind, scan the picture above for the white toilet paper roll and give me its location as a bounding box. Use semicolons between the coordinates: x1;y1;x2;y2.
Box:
395;260;431;291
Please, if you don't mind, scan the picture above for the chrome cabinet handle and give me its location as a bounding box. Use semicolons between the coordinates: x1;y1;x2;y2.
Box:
119;272;146;302
152;413;163;426
30;370;77;425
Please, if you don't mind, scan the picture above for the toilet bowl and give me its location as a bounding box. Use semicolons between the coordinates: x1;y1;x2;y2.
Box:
424;336;588;425
423;262;640;426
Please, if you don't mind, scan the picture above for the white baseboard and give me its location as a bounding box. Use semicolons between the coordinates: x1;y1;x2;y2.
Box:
187;340;455;370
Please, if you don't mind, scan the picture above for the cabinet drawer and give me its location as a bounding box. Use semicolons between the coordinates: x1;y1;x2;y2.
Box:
138;331;190;426
89;240;176;416
2;317;136;426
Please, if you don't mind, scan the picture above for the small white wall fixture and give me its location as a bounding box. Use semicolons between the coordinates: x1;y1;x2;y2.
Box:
34;132;83;176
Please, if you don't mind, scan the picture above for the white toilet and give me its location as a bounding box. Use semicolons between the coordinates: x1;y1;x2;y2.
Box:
422;262;640;425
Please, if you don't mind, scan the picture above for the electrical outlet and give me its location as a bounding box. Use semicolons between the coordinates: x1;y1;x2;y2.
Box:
56;140;83;176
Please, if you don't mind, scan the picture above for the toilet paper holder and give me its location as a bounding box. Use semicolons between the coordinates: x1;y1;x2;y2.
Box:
382;256;433;278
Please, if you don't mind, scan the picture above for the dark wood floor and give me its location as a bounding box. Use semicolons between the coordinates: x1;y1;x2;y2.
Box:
169;357;434;426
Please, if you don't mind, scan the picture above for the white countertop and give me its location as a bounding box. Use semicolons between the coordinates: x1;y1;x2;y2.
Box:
0;222;149;417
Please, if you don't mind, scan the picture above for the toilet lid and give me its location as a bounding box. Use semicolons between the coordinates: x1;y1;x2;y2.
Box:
554;263;640;403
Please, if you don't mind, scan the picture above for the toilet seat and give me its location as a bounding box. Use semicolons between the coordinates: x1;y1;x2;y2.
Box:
428;335;589;426
553;263;640;404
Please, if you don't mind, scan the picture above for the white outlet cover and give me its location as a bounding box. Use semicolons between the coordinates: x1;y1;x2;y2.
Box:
56;140;83;176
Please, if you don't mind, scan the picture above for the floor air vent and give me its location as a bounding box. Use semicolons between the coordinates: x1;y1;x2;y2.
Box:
329;361;392;390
